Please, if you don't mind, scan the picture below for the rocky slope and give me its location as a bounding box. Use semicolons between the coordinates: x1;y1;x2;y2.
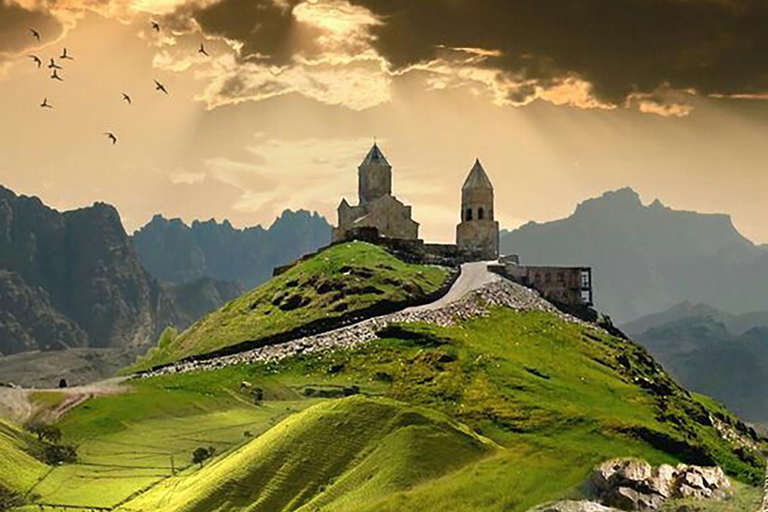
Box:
500;188;768;323
0;185;240;356
132;210;332;289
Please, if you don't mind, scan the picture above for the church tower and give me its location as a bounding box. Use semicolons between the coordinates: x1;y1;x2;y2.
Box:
456;159;500;260
358;143;392;204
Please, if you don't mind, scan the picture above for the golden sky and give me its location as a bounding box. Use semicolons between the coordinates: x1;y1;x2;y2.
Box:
0;0;767;244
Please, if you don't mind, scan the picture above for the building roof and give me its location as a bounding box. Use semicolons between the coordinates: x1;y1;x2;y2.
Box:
360;143;390;167
462;159;494;190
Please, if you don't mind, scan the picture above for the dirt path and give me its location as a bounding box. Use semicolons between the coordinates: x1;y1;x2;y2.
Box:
0;377;130;424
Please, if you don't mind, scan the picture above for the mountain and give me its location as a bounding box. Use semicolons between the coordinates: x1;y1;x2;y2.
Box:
132;210;332;289
625;303;768;424
0;185;240;357
4;242;762;512
500;188;768;323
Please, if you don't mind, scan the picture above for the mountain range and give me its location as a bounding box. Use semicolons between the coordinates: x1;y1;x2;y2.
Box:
0;185;241;357
132;211;332;289
500;188;768;323
623;302;768;424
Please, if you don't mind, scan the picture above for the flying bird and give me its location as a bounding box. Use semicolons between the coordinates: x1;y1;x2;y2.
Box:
104;132;118;145
60;48;74;60
29;28;40;41
198;42;209;57
151;21;160;32
50;69;63;81
154;79;168;95
40;98;52;109
28;55;42;68
48;58;62;70
122;93;132;104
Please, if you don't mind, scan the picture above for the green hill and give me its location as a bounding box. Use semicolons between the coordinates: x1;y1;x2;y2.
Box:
131;242;450;371
121;397;495;512
0;419;49;506
4;243;764;512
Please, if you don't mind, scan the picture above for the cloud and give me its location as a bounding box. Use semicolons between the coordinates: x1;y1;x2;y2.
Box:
0;1;65;60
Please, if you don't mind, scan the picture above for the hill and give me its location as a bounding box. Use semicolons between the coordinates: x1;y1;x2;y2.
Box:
626;303;768;424
132;210;332;289
500;188;768;323
2;244;763;512
131;242;451;371
0;185;241;358
123;397;495;512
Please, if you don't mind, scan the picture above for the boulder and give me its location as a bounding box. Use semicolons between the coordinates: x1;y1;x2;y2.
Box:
589;459;731;511
529;500;624;512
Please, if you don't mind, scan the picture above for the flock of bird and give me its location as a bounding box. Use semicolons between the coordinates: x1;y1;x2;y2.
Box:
27;22;210;145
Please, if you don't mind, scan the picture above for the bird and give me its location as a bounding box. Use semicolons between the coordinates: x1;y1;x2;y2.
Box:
29;28;40;41
151;21;160;32
40;98;52;109
122;93;132;104
104;132;118;144
60;48;74;60
50;69;63;81
198;42;209;57
48;58;62;70
28;55;42;68
154;79;168;94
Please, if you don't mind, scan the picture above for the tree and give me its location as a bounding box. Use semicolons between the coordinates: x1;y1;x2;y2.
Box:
192;447;211;468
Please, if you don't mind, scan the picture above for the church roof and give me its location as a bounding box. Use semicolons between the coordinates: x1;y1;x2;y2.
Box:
360;143;390;167
462;159;493;190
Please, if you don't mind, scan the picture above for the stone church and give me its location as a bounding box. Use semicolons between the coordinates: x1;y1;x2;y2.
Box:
333;144;500;261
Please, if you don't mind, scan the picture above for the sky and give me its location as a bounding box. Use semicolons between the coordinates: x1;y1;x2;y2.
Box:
0;0;767;244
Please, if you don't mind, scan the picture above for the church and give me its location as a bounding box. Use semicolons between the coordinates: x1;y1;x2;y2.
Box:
333;143;500;261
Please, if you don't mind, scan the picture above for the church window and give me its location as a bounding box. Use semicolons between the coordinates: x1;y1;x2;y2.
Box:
466;208;473;221
478;208;485;220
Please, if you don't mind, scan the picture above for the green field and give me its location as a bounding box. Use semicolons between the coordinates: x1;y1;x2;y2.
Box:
131;242;450;372
3;305;757;512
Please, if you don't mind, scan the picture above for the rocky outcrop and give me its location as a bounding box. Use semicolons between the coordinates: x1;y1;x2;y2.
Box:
589;458;731;510
529;501;623;512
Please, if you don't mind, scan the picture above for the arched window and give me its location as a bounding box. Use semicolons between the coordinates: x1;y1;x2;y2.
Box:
465;208;473;221
478;208;485;220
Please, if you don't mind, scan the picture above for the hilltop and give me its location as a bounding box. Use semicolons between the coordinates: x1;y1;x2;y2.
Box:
500;188;768;322
131;242;451;371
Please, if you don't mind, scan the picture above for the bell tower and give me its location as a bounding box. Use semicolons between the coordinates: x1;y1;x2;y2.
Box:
358;143;392;204
456;159;499;260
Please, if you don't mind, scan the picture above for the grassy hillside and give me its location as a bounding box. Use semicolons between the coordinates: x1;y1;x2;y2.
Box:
121;397;495;512
80;307;760;512
0;419;49;495
131;242;450;371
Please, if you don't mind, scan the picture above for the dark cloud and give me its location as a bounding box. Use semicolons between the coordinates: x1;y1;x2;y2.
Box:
178;0;768;105
349;0;768;103
0;1;64;58
174;0;322;65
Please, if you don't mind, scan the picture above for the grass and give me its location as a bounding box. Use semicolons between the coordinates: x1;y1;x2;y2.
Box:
96;307;764;512
118;396;495;512
14;376;322;510
130;242;450;372
0;419;49;494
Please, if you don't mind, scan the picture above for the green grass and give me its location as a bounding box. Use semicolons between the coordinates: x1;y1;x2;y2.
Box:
119;396;495;512
102;307;763;512
0;419;49;494
16;376;322;509
130;242;450;372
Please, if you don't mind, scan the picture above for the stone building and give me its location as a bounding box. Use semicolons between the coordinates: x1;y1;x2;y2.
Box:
456;159;500;260
498;257;594;306
333;144;420;243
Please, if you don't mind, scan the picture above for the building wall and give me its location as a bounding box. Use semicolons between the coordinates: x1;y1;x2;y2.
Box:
456;219;500;260
334;195;419;242
461;187;495;224
504;264;593;306
359;164;392;204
